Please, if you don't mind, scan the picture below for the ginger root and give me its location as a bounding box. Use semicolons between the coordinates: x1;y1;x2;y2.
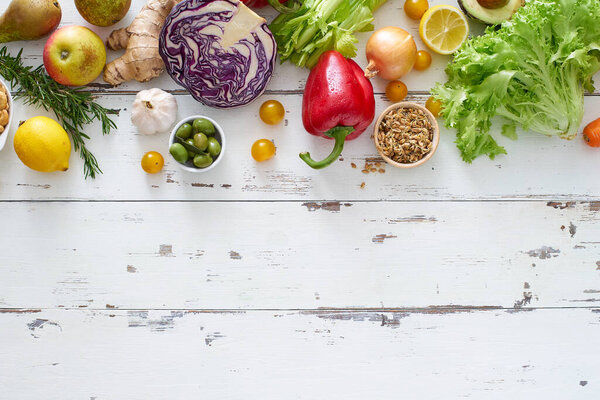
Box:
103;0;182;86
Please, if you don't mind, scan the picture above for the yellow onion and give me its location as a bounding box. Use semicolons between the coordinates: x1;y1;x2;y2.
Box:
364;27;417;80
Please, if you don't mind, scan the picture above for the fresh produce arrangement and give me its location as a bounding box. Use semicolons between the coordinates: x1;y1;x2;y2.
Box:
432;0;600;162
0;47;117;178
0;0;597;181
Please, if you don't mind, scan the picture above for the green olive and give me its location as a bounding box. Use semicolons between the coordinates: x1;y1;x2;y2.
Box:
186;138;197;159
169;143;188;164
193;153;213;168
193;133;209;151
207;137;221;157
175;123;193;139
193;118;216;136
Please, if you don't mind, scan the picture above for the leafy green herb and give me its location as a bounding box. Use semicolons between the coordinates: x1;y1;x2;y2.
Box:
432;0;600;162
0;47;118;178
269;0;388;68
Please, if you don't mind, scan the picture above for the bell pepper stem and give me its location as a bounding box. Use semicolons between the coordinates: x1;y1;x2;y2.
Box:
299;126;354;169
266;0;301;14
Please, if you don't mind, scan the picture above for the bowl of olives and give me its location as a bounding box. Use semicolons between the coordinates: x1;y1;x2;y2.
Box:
168;115;225;172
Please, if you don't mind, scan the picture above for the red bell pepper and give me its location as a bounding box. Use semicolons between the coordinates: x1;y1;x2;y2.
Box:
300;51;375;169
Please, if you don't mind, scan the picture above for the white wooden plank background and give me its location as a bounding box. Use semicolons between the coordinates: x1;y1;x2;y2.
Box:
1;0;599;398
1;309;599;399
0;201;599;309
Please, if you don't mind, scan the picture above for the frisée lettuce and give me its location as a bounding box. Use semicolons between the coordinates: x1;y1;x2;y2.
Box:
432;0;600;162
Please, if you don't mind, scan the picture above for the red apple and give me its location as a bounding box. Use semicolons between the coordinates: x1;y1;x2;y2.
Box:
43;26;106;86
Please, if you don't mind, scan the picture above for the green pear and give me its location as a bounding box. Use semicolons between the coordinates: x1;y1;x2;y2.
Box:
0;0;62;43
75;0;131;27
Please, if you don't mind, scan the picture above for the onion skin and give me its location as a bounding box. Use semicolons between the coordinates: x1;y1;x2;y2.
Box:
364;27;417;80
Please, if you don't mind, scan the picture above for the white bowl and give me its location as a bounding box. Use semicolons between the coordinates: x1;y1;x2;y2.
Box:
0;78;13;151
168;115;225;173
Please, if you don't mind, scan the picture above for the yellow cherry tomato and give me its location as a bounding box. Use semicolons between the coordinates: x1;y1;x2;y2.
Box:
251;139;276;162
426;96;442;117
259;100;285;125
141;151;164;174
404;0;429;20
414;50;432;71
385;81;408;103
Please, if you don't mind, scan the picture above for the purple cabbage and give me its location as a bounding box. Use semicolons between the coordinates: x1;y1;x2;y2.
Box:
159;0;277;108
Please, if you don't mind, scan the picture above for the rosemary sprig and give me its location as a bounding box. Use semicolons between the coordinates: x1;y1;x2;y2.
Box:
0;46;118;179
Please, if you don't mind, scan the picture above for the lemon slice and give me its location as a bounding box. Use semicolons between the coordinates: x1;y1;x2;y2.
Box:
419;5;469;55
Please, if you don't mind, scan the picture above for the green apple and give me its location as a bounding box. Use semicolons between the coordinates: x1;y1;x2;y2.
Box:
75;0;131;27
43;26;106;87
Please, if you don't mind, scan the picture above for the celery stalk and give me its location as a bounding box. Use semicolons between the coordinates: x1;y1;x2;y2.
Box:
269;0;388;68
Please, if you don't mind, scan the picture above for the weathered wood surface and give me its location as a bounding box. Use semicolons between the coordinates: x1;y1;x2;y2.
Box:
3;1;472;95
1;308;599;399
1;0;599;398
0;201;599;309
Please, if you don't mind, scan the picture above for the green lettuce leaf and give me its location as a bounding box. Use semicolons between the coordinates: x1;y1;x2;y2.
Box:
432;0;600;162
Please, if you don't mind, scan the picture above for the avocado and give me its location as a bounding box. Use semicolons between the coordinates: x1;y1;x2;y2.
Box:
458;0;524;25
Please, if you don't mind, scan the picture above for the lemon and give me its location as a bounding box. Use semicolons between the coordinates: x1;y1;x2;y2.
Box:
14;116;71;172
419;5;469;55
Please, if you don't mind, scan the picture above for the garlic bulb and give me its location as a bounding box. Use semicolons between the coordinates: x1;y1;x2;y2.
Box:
131;88;178;134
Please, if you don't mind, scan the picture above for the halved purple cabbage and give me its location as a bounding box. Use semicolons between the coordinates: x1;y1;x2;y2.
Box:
159;0;277;109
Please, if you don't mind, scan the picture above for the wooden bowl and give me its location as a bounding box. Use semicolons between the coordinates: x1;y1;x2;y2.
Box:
373;102;440;169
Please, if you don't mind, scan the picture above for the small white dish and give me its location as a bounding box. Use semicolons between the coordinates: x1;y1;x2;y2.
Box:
168;115;225;173
0;78;13;151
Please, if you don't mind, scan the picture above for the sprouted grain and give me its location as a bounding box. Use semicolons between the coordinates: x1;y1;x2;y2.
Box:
376;106;433;164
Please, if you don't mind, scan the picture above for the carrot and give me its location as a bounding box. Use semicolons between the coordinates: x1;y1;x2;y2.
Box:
583;118;600;147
